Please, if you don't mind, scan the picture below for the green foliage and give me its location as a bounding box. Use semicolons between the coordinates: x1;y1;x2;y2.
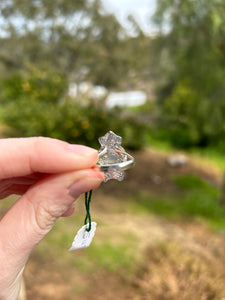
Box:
173;175;215;192
0;66;146;150
146;128;225;172
131;175;225;230
190;147;225;172
153;0;225;149
1;64;67;103
0;0;152;89
86;238;136;272
158;79;225;149
0;0;153;153
34;214;137;274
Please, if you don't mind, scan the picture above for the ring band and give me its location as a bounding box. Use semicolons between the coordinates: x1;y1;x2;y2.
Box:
98;149;135;171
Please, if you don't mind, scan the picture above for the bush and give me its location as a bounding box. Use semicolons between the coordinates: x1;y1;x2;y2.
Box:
157;79;225;150
0;66;147;150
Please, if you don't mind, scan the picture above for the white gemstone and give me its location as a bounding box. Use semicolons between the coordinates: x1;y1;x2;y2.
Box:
98;131;127;181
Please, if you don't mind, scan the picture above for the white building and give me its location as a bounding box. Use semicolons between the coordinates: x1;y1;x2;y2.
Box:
68;82;147;108
106;91;147;108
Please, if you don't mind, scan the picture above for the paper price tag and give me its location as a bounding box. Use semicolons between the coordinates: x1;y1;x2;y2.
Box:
68;222;97;251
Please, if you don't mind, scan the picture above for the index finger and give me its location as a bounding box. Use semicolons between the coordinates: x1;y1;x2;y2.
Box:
0;137;98;180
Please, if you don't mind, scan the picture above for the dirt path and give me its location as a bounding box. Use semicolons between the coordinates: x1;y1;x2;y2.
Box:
25;205;225;299
23;148;225;299
101;148;222;198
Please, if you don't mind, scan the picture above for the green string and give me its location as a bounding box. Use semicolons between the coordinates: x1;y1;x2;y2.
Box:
84;190;92;232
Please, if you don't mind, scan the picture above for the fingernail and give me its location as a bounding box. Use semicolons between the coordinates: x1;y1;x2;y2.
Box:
68;144;97;155
68;180;86;199
68;177;102;199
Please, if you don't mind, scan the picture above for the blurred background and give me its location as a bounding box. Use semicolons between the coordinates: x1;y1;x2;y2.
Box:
0;0;225;299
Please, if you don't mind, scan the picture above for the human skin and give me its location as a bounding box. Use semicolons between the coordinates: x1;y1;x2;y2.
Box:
0;137;104;300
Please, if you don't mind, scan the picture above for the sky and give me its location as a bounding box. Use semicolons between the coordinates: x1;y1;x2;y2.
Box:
101;0;156;35
0;0;157;37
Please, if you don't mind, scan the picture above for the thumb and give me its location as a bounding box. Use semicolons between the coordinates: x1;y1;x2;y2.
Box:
0;168;103;299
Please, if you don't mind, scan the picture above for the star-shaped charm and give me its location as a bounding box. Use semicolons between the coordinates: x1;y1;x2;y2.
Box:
98;131;128;182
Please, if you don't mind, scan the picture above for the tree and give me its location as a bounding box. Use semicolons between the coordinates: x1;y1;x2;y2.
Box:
0;0;151;149
0;0;151;88
153;0;225;148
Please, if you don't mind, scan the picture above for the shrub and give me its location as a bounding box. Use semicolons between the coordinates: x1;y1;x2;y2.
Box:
0;66;147;150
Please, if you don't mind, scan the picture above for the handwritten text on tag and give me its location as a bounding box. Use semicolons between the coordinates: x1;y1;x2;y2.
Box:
68;222;97;251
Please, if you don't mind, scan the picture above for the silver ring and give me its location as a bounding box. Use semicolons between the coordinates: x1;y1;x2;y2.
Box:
98;148;135;172
97;131;135;181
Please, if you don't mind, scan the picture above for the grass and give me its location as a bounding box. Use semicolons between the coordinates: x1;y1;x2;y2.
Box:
146;132;225;172
145;134;225;231
70;284;88;297
137;241;225;299
172;174;219;197
86;234;137;272
35;214;138;275
190;147;225;171
146;133;174;153
130;175;225;231
1;195;138;276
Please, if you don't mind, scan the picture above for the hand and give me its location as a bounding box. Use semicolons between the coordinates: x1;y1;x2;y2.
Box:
0;137;104;300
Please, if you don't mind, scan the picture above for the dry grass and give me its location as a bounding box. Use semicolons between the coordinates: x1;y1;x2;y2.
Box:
1;148;225;299
133;240;225;300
